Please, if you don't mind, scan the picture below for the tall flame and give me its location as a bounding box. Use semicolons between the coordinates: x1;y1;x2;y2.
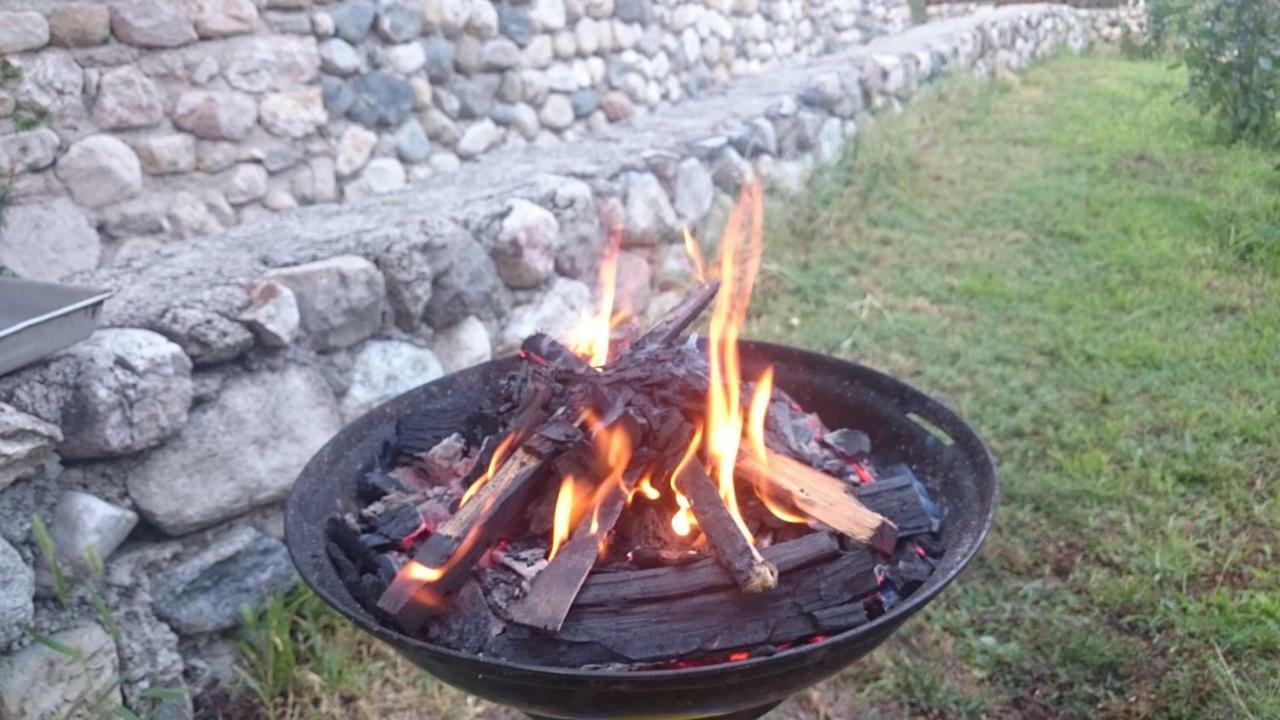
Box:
549;475;578;561
567;227;622;367
460;432;519;507
547;411;635;559
683;227;707;284
746;366;807;524
703;182;765;540
669;425;703;537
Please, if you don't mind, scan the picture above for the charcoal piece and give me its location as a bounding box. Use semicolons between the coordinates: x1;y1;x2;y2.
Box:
854;467;940;537
327;516;373;569
360;532;394;551
327;541;363;591
810;603;869;633
375;503;424;542
914;532;946;558
878;544;935;606
358;470;407;502
823;428;871;458
395;402;478;455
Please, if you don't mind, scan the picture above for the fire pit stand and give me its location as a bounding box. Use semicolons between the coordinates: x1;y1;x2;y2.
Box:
285;340;997;720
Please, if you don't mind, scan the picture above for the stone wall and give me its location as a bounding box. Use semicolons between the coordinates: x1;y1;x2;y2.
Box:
0;5;1114;717
0;0;911;281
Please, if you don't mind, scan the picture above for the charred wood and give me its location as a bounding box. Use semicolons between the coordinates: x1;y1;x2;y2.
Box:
735;450;898;553
577;532;839;607
674;461;778;593
486;549;877;665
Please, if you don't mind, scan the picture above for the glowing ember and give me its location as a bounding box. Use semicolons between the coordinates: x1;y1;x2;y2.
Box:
746;366;808;525
704;182;765;541
567;227;622;367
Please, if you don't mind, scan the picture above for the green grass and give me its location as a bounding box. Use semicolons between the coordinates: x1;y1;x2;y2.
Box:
237;55;1279;719
752;55;1280;719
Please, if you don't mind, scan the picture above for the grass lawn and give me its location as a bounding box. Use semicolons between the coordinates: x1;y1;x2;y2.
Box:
235;53;1280;719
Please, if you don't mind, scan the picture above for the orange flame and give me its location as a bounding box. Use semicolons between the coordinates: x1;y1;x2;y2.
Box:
683;227;707;283
669;425;704;537
746;366;807;524
567;227;622;367
703;182;765;541
460;432;519;507
549;475;578;561
402;561;445;583
630;472;661;504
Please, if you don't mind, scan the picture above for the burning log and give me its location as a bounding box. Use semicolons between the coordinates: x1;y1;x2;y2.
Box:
735;449;899;554
576;532;839;607
507;476;630;632
674;460;778;593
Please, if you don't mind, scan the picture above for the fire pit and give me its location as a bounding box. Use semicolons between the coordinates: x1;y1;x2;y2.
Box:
284;186;996;719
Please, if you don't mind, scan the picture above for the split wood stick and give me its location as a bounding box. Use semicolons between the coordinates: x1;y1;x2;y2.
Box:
631;280;721;349
674;461;778;593
577;531;839;607
735;450;899;554
506;476;631;632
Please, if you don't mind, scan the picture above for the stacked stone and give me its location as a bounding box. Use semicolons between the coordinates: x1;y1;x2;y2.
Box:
0;5;1101;717
0;0;333;282
0;0;911;281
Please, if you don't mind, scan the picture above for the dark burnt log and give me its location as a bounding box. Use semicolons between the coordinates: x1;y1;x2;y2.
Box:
735;449;898;553
810;603;870;634
674;461;778;593
506;475;631;632
853;469;940;538
630;280;721;350
577;532;839;607
487;549;878;665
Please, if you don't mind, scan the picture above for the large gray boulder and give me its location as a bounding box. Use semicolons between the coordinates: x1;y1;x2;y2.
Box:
126;366;341;535
0;329;194;460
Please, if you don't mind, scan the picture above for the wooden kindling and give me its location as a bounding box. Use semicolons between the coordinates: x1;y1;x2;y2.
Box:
735;449;899;554
674;460;779;593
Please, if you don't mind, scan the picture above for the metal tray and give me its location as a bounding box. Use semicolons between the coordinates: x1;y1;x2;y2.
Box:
0;278;113;378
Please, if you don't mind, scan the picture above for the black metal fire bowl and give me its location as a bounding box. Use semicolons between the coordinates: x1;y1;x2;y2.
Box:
285;341;997;720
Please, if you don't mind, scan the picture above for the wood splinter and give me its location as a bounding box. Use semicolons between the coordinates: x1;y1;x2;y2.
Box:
675;460;778;593
735;449;899;554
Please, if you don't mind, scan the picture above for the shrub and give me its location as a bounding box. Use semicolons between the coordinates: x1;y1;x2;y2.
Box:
1179;0;1280;144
